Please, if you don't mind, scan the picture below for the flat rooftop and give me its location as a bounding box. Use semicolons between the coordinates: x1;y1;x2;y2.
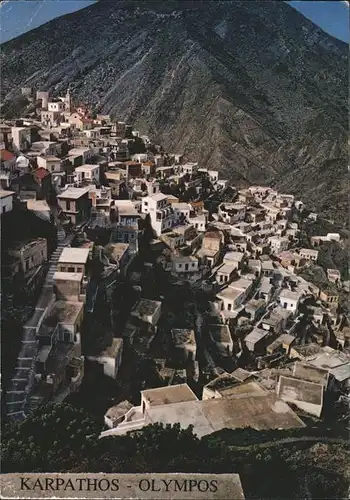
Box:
277;376;323;406
58;247;90;264
231;368;255;382
144;392;304;438
219;381;266;398
217;287;243;301
293;362;329;387
0;190;15;199
229;278;253;291
279;289;302;300
245;328;269;344
114;200;139;216
57;187;90;199
218;263;239;275
44;300;83;326
142;384;198;407
131;298;161;320
172;202;192;210
172;329;196;347
26;199;50;211
205;373;239;392
53;271;83;282
224;251;245;262
9;238;46;252
68;147;91;155
105;243;129;262
145;192;168;201
105;400;133;421
75;164;99;172
306;347;349;370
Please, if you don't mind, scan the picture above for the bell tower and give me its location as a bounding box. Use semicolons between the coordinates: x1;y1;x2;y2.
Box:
65;88;71;113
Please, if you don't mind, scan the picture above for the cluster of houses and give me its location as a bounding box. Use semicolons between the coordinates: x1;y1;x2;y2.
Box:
1;88;349;439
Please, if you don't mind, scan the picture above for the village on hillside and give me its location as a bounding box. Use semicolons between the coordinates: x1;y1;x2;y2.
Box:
1;88;349;440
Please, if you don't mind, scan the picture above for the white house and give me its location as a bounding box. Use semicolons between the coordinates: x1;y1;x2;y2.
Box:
277;376;323;418
217;287;246;312
279;289;302;313
172;202;191;224
223;251;245;269
299;248;318;262
244;327;269;353
218;203;246;224
216;278;252;313
68;147;94;164
269;236;289;254
216;263;237;285
326;233;341;243
37;155;62;174
88;338;123;379
84;129;101;140
189;214;206;232
132;153;148;163
0;190;15;215
74;164;100;184
48;100;65;112
208;170;219;183
11;127;31;151
172;329;197;361
172;255;199;278
181;162;198;176
141;192;174;235
112;200;140;250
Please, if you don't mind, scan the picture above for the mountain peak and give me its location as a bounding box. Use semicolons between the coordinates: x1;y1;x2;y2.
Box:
1;0;347;223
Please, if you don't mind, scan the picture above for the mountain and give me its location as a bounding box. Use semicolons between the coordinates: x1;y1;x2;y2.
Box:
1;0;348;224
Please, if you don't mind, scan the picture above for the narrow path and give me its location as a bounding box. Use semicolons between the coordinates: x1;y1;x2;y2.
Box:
228;436;347;451
5;226;74;421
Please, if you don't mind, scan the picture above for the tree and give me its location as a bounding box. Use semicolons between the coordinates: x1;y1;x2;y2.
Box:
128;137;146;155
2;404;100;472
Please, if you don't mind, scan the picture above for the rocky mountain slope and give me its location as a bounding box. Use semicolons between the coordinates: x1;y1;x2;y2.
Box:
1;0;348;223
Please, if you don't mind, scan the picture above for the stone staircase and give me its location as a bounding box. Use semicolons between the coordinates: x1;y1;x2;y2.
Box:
5;225;74;422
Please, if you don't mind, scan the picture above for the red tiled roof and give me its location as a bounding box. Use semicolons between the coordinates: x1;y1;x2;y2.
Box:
0;149;15;162
34;167;50;180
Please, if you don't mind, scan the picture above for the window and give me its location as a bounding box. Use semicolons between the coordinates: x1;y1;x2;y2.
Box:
68;267;75;272
144;201;148;206
185;264;189;271
2;207;5;213
178;264;182;268
228;303;232;311
66;201;71;210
